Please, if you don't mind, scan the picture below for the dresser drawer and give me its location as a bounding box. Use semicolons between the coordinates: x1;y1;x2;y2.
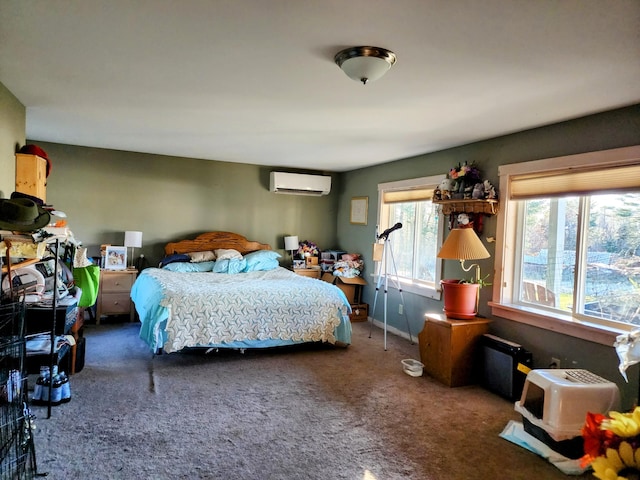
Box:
101;272;135;292
293;268;321;279
100;292;131;315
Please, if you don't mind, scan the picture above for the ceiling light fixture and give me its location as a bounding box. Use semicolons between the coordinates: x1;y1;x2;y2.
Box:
334;46;397;85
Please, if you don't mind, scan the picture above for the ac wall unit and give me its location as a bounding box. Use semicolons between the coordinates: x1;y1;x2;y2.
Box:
269;171;331;196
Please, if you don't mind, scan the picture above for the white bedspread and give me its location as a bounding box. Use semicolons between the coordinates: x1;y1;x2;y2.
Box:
144;267;349;353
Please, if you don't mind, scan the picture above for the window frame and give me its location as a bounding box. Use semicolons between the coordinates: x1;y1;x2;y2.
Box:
491;145;640;346
375;175;446;300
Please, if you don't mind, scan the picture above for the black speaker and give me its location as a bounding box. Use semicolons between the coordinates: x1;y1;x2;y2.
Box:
481;334;532;401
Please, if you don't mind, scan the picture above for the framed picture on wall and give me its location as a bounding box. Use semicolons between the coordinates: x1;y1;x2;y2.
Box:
104;246;127;270
350;196;368;225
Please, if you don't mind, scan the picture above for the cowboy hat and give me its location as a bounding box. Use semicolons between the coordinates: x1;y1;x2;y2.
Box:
0;197;51;232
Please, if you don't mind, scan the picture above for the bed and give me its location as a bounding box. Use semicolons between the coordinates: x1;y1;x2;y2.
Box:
130;231;352;353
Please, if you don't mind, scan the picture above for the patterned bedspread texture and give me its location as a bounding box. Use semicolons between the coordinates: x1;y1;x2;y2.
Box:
140;267;350;353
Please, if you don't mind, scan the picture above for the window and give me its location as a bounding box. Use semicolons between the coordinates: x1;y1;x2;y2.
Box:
492;146;640;345
376;175;445;299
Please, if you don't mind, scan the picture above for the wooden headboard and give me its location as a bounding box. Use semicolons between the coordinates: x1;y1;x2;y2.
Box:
164;231;272;256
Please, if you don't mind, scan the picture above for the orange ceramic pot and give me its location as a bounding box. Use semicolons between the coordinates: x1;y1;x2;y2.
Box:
441;279;480;320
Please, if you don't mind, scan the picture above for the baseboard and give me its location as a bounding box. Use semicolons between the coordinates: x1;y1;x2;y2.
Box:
368;317;413;342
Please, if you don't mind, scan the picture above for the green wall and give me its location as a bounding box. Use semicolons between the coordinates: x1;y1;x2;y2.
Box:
337;104;640;408
0;81;25;198
33;142;341;266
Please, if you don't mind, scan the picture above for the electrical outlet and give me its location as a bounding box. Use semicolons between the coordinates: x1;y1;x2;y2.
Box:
551;357;561;368
398;304;403;315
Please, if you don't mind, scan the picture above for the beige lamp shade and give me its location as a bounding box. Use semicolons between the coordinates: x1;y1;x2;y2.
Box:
124;230;143;248
284;235;299;252
437;228;489;260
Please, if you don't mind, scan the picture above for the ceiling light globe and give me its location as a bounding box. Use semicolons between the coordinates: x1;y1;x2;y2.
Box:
334;46;397;85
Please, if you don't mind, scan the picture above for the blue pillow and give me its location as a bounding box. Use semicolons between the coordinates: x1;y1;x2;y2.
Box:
212;258;247;274
159;253;190;267
243;250;281;272
163;261;215;273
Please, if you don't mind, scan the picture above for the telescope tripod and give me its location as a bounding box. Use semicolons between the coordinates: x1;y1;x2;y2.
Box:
369;235;413;350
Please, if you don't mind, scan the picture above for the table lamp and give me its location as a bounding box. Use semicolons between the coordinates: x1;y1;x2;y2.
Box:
124;230;143;269
284;235;299;266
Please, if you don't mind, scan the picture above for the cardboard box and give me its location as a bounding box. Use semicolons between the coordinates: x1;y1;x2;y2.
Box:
349;303;368;322
321;273;367;304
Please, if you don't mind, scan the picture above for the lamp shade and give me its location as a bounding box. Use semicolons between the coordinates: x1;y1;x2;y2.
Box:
124;231;143;248
437;228;489;260
284;235;299;251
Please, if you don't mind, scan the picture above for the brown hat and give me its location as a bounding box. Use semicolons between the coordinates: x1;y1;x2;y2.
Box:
0;197;51;232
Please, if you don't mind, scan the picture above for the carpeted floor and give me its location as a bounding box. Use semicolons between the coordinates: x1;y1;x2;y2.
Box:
29;320;593;479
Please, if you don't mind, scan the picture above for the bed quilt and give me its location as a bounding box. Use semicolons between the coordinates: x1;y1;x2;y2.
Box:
131;267;352;353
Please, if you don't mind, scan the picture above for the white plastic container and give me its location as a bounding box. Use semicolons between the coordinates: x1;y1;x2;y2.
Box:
401;359;424;377
515;369;621;441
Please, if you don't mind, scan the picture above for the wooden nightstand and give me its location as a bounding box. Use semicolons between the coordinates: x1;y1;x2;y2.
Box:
293;268;321;279
418;313;491;387
96;269;137;324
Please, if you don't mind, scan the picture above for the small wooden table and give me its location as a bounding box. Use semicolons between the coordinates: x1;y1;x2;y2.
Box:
418;313;491;387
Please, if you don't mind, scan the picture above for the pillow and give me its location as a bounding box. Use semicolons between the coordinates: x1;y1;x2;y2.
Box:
159;253;190;267
215;248;243;260
163;261;215;273
212;258;247;274
243;250;281;272
188;250;215;263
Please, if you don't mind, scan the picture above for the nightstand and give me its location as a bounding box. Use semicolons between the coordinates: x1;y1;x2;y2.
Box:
96;269;137;324
418;313;491;387
292;267;321;279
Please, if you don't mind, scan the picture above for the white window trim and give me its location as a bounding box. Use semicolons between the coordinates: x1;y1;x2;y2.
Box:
492;145;640;346
375;175;446;300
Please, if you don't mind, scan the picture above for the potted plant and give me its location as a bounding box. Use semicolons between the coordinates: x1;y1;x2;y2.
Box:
437;228;491;319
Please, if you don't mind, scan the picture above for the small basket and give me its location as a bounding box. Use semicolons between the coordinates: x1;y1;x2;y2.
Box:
401;359;424;377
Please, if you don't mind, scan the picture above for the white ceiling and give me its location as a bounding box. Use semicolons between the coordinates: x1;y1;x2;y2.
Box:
1;1;639;172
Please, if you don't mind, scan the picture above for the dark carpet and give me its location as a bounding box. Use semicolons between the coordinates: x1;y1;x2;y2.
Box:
29;321;592;479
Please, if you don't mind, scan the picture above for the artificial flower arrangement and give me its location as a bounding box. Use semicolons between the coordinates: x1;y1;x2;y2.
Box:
448;161;482;190
581;407;640;479
433;161;497;201
297;240;319;258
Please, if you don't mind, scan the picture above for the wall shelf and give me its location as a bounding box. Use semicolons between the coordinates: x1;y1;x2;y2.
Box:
433;199;499;215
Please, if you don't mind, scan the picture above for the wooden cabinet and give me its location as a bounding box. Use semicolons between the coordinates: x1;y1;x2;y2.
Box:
15;153;47;202
418;313;491;387
96;269;137;324
293;268;321;279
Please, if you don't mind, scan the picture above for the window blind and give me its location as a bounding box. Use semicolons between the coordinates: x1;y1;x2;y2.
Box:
509;163;640;200
382;188;434;204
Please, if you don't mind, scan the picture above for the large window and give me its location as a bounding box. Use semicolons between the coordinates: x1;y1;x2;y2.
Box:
493;146;640;344
376;175;445;299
